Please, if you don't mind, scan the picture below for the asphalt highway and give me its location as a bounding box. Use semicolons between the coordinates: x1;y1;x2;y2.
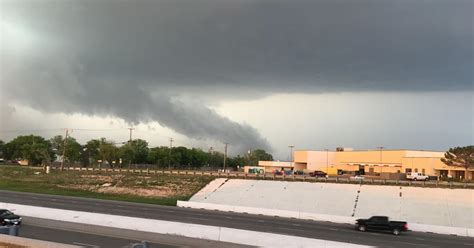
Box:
0;190;472;248
20;224;176;248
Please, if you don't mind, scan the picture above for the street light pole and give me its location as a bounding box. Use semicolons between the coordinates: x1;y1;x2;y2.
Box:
325;149;329;175
377;146;384;175
208;146;213;167
223;143;228;172
288;145;295;167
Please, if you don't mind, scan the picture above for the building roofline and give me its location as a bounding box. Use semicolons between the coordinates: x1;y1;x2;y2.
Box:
294;149;445;152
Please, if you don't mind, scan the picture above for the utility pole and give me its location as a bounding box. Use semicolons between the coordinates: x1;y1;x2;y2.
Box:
377;146;384;175
247;149;252;166
60;129;69;171
223;143;228;172
168;137;174;170
127;127;135;142
208;147;213;167
288;145;295;166
325;149;329;176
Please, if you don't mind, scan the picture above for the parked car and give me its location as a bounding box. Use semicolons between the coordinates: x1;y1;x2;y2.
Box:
0;209;22;226
406;172;429;181
355;216;408;235
309;170;327;177
273;170;283;176
350;175;365;180
293;170;305;175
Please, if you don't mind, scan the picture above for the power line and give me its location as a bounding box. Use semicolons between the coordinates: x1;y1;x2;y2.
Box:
0;128;63;133
72;128;126;132
0;128;128;135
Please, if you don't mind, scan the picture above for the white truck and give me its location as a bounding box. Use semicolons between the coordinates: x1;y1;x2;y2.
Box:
406;172;429;181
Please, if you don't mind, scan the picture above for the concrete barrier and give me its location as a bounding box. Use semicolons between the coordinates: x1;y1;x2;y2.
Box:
0;234;80;248
177;201;474;237
0;202;372;248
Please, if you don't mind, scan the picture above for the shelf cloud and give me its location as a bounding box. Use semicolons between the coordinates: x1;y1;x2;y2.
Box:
1;0;472;152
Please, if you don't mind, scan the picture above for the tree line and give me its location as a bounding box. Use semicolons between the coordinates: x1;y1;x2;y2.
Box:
0;135;273;169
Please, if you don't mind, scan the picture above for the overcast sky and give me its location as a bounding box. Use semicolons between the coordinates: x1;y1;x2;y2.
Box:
1;0;472;159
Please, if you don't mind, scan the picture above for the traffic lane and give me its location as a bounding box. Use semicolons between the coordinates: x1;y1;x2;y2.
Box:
21;216;253;248
19;224;176;248
2;190;472;248
1;192;400;247
1;190;473;248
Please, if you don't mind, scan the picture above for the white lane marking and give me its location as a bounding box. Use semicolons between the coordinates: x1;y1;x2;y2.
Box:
292;223;301;226
329;228;338;231
395;241;427;246
225;216;233;219
276;226;306;232
73;242;99;248
187;217;208;221
415;238;425;241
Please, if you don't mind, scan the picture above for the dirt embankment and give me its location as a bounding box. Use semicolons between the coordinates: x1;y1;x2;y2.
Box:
57;173;209;198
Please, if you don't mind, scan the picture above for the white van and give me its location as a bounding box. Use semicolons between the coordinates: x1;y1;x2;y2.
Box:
406;172;429;181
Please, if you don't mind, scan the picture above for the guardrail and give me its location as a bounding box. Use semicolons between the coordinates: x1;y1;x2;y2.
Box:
50;166;474;189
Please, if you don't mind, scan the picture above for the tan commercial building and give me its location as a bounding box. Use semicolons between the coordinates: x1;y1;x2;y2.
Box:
254;149;472;180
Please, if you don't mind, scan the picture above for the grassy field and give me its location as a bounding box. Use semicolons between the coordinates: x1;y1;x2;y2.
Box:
0;165;215;206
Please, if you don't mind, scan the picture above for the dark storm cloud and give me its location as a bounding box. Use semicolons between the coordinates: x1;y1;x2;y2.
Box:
1;0;473;152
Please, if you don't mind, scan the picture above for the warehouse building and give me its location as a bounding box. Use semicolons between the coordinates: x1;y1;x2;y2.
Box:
253;149;472;180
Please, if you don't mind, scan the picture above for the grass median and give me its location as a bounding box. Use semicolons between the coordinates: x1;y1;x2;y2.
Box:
0;165;214;206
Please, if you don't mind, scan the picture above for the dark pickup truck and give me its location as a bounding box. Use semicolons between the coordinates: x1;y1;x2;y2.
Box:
0;209;22;226
355;216;408;235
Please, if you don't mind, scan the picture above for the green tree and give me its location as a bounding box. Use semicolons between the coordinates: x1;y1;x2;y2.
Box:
65;137;82;163
441;146;474;181
189;148;207;168
119;139;149;166
0;140;4;158
50;135;82;163
99;139;119;167
147;146;175;168
248;149;273;166
84;139;101;165
228;155;247;169
208;151;224;169
4;135;53;165
119;143;134;167
130;139;149;164
50;135;64;157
